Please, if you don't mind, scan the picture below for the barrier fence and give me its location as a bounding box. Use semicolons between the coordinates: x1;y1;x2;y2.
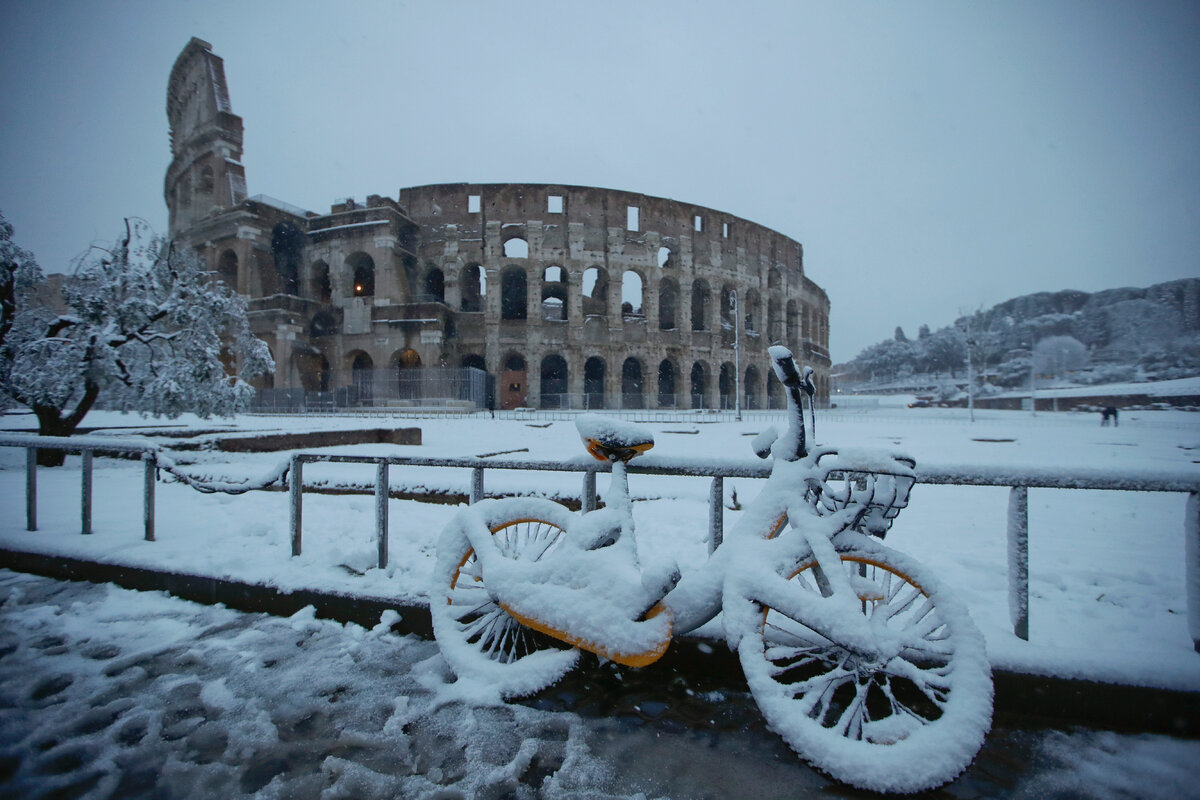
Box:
2;433;1198;652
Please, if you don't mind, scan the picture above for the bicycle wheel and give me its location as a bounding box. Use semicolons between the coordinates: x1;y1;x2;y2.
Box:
735;535;993;794
430;498;580;698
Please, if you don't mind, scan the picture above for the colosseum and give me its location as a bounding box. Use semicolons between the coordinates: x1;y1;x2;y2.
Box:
166;38;831;412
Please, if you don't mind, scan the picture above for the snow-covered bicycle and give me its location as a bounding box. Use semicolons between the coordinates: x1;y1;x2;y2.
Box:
430;346;993;793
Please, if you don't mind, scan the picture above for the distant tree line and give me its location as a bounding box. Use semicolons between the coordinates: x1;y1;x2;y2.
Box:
839;279;1200;390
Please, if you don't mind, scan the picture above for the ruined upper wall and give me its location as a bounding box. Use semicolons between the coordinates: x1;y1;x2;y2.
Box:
396;182;804;280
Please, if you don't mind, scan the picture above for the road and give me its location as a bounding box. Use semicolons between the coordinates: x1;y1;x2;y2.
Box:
0;569;1196;799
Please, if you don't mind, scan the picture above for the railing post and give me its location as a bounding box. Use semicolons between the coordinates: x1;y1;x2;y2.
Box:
290;455;303;557
709;476;724;553
25;447;36;531
376;460;389;569
470;466;484;504
1187;492;1199;653
81;449;93;535
583;469;597;512
143;451;156;542
1007;485;1029;640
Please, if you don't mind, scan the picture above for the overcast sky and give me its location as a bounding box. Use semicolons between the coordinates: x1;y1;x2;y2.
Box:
2;0;1197;362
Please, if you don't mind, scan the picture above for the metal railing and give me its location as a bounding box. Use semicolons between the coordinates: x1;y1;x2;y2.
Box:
3;433;1198;651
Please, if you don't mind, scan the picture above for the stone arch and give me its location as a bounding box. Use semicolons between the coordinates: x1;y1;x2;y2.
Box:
658;277;679;330
719;361;735;410
500;266;527;320
347;251;375;297
690;361;710;409
217;249;238;291
271;221;305;295
657;359;678;407
786;299;799;346
691;279;711;332
540;354;568;409
423;266;445;303
503;352;527;371
745;289;761;334
621;270;644;318
461;353;486;371
460;264;485;312
503;236;529;258
310;259;331;302
720;285;736;328
582;266;609;316
584;356;606;409
541;266;568;321
348;350;374;403
296;351;331;392
621;357;644;409
745;365;761;410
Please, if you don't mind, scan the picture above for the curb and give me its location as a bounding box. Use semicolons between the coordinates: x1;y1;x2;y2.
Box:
2;546;1197;737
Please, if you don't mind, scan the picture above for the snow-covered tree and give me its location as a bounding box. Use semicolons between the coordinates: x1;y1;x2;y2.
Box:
0;215;273;464
1032;335;1088;381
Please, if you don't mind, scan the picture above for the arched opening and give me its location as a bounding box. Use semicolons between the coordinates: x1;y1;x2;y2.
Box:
461;354;486;371
501;352;527;410
584;356;606;409
787;300;799;346
719;362;735;410
720;285;736;328
297;352;331;392
503;237;529;258
691;280;710;331
657;360;677;408
271;221;305;295
745;289;761;334
310;260;331;303
657;246;673;268
460;264;485;312
540;354;568;409
745;365;761;410
217;249;238;291
500;267;527;320
690;361;709;409
541;266;568;321
582;267;608;316
658;278;679;330
621;358;644;409
621;271;643;319
424;267;445;303
394;348;422;401
350;351;374;404
347;252;375;298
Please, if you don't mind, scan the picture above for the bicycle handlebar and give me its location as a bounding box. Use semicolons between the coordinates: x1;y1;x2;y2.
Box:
768;345;813;461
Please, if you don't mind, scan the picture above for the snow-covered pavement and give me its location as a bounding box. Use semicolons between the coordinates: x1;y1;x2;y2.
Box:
3;569;1199;800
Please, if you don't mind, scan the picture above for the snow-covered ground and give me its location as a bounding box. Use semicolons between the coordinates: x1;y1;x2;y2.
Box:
3;569;1199;800
1;406;1198;693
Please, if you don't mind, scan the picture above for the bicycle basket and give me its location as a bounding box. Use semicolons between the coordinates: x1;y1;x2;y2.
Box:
802;448;916;536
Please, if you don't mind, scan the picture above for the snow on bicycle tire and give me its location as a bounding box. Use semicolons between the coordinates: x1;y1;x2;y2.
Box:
731;534;993;794
430;497;580;698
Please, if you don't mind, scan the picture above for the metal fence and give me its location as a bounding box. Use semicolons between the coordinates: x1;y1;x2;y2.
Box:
3;433;1198;651
252;367;487;413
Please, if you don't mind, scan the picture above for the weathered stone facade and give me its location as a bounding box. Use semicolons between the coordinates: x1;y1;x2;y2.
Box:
166;39;831;410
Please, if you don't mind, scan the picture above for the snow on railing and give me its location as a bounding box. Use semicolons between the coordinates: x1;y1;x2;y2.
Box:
3;435;1199;651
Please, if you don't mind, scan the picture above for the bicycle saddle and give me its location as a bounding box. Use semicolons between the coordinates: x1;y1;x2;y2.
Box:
575;414;654;462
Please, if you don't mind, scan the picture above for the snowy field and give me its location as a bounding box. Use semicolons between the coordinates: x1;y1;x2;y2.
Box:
4;569;1198;800
1;405;1199;694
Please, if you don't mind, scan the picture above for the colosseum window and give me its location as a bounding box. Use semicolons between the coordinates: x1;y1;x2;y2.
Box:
503;237;528;258
690;362;709;408
657;360;678;407
582;267;608;316
744;289;761;334
468;194;481;213
200;164;214;193
423;267;445;304
541;266;568;321
310;260;331;303
460;264;485;312
693;215;703;232
500;268;527;320
621;358;644;409
217;249;238;290
718;362;735;409
745;365;761;409
540;355;568;409
621;271;643;318
504;353;526;371
547;195;563;213
626;206;639;232
584;357;605;408
657;247;673;268
347;252;375;297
